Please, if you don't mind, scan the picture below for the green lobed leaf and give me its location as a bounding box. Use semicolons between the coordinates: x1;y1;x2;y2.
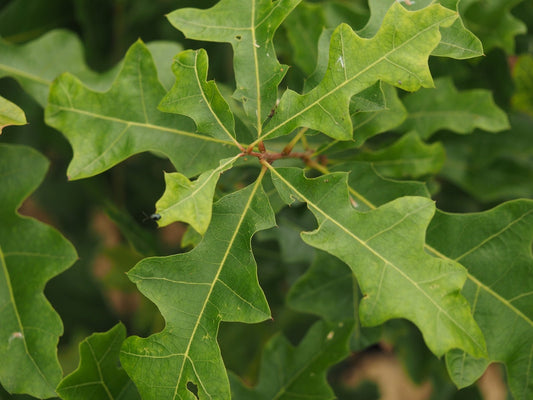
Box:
167;0;300;130
305;82;391;145
288;250;356;322
0;30;116;107
120;178;275;400
358;0;483;59
158;49;239;144
286;166;433;353
302;28;333;92
283;1;325;77
333;161;431;211
460;0;526;54
426;200;533;399
398;77;509;139
440;114;533;202
302;27;396;127
0;29;183;108
511;54;533;117
258;3;457;143
353;132;445;179
0;96;26;133
57;323;140;400
289;162;431;320
154;156;239;234
45;40;236;180
431;1;484;59
229;320;353;400
268;166;486;359
0;144;77;398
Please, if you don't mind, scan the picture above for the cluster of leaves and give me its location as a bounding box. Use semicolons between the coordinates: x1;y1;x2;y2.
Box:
1;0;532;399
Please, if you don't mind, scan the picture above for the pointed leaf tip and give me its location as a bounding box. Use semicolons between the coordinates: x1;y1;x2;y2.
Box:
0;97;27;134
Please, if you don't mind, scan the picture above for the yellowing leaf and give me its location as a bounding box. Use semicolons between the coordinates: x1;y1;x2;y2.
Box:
0;96;26;133
154;156;239;234
359;0;483;59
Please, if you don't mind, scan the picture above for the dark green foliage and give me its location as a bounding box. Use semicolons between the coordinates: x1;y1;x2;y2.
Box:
0;0;531;399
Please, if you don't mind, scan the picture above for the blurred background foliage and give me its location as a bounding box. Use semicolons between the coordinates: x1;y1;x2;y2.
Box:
0;0;532;399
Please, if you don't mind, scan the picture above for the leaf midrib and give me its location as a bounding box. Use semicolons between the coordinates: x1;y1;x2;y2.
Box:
50;106;235;145
87;340;114;400
0;63;50;85
254;9;456;145
171;169;266;400
267;165;485;354
160;156;239;217
251;0;262;133
191;51;240;146
347;184;533;330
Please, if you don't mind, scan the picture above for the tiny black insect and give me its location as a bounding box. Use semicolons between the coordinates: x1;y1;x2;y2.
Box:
142;212;161;222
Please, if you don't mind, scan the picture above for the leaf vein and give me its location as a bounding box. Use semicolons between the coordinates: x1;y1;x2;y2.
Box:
87;341;113;400
171;170;266;399
259;15;453;143
454;210;533;262
191;51;239;144
52;106;235;145
268;165;483;351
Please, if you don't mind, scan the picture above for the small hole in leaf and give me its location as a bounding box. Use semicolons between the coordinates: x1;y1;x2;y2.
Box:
187;382;199;399
235;35;242;40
